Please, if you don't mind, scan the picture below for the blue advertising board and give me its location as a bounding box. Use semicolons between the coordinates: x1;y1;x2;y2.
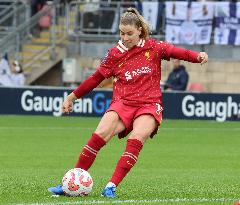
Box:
0;86;240;122
163;92;240;122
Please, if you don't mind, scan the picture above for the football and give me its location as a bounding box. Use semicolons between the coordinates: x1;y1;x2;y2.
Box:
62;168;93;197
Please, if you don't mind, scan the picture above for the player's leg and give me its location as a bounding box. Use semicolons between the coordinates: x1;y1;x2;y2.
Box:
48;111;125;195
102;115;157;198
75;111;125;170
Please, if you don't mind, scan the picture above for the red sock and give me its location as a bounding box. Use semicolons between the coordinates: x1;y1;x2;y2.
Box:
75;133;106;170
110;139;143;186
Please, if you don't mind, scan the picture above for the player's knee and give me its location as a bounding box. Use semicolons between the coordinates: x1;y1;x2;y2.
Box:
95;111;121;141
94;127;114;142
128;132;149;144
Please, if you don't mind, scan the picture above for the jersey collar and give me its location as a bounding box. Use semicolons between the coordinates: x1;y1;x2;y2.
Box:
137;39;145;47
117;39;145;53
117;40;128;53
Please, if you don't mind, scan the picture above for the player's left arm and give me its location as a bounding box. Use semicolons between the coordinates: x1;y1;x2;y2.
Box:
169;46;208;65
158;41;208;65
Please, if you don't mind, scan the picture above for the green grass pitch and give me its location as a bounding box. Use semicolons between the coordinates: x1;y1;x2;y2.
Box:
0;115;239;205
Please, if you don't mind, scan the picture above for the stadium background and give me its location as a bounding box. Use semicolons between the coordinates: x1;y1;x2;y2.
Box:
0;0;239;205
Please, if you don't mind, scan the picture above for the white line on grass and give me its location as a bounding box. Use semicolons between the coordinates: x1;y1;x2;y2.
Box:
0;127;94;130
15;198;238;205
0;126;240;132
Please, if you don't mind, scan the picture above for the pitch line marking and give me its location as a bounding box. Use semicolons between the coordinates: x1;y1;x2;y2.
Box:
15;197;238;205
0;126;240;132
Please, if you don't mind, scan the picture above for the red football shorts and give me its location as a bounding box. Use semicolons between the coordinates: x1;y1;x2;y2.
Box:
106;100;163;139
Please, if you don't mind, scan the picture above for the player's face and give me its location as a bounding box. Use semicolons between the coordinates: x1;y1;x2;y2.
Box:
119;24;142;49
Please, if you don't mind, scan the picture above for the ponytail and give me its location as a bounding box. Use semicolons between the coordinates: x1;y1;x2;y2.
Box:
120;7;150;39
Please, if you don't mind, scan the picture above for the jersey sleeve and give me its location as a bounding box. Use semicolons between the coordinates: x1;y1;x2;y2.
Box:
155;40;199;63
97;49;116;78
155;40;174;61
73;70;105;99
168;46;199;63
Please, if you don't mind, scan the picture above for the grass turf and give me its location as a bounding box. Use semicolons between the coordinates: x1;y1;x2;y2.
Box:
0;115;239;205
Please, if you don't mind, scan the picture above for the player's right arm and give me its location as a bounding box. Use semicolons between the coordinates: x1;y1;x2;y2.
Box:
62;49;116;114
62;70;105;114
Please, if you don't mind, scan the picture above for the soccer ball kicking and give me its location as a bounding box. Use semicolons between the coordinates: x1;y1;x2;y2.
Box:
50;168;93;197
48;7;208;198
48;168;93;196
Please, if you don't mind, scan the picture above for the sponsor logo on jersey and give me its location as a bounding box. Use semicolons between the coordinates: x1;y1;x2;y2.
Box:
125;66;152;81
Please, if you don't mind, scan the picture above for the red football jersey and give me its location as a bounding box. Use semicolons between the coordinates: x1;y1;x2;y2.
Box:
98;38;199;106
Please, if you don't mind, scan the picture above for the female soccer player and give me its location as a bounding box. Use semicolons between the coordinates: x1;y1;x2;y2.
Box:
48;7;208;198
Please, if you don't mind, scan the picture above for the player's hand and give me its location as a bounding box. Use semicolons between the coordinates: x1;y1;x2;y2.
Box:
61;99;73;114
197;52;208;65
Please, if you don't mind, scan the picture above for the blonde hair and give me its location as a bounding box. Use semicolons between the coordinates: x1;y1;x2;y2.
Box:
120;7;150;39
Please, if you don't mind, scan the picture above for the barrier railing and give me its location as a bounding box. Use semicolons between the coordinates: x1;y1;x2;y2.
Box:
0;1;67;63
66;1;165;41
0;1;30;40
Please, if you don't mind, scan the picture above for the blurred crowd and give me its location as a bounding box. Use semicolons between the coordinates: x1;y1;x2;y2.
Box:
0;55;25;86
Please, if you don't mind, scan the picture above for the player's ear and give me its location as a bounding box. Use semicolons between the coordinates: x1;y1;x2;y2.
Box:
138;27;142;35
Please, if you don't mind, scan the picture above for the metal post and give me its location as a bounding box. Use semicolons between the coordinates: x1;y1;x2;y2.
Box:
66;2;70;35
15;33;20;61
25;2;31;37
51;1;57;61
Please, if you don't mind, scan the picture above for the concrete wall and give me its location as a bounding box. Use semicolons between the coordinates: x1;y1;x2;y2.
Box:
161;60;240;93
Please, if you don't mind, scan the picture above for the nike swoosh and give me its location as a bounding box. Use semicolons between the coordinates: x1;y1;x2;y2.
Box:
81;152;89;157
127;161;134;167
